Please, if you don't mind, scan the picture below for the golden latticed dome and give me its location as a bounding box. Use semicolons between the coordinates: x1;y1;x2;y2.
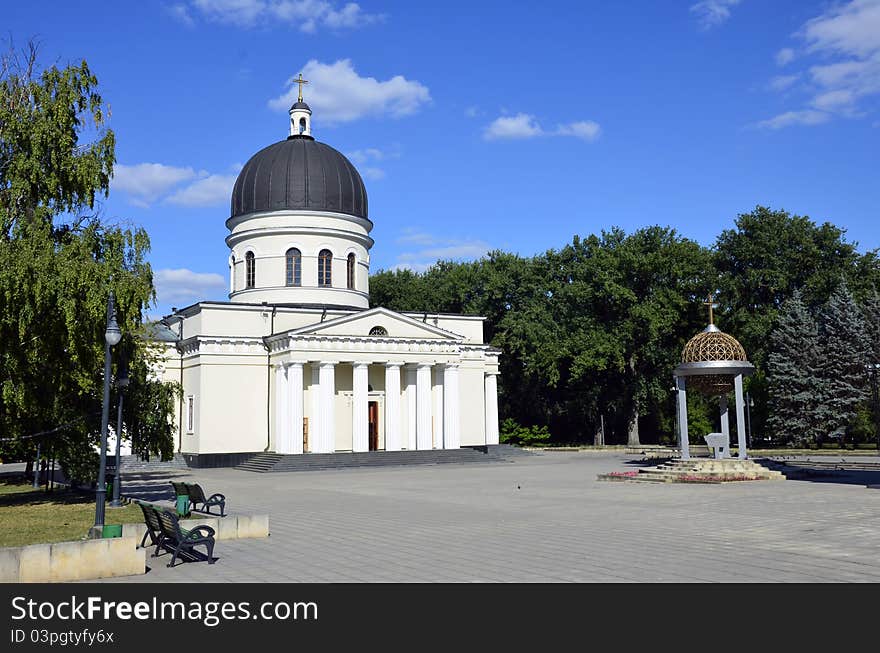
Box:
681;325;747;364
680;324;748;395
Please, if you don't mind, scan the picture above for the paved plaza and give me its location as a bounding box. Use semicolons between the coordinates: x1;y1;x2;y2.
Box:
100;451;880;583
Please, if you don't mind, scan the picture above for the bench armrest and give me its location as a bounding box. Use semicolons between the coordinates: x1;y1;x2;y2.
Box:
207;493;226;502
186;525;216;540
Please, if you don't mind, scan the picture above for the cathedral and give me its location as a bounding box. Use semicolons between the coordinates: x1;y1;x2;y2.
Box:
157;82;501;466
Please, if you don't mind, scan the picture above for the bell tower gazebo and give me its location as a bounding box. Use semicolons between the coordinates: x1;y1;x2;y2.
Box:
673;295;755;460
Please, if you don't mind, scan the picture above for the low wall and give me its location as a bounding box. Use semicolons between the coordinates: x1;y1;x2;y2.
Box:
0;537;145;583
120;513;270;542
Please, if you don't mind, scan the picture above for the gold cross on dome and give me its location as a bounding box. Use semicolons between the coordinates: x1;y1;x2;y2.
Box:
703;292;718;325
292;73;309;102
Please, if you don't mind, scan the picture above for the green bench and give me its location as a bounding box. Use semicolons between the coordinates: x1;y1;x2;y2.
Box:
135;501;216;567
170;481;227;517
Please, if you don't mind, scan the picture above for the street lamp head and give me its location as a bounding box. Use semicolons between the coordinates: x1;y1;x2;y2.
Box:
105;290;122;347
105;315;122;347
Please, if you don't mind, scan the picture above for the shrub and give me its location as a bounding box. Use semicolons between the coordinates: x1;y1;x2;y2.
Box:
500;418;551;446
59;445;100;489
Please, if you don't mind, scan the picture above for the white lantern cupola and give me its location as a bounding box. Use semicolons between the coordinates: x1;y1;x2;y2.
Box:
288;73;312;137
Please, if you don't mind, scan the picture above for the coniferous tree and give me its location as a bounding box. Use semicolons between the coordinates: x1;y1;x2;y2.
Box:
860;288;880;447
766;290;824;446
817;282;871;441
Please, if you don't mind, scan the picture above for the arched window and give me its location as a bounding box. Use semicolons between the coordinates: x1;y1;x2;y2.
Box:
229;254;236;293
299;117;307;134
347;253;356;290
318;249;332;287
286;248;301;286
369;326;388;336
245;251;255;289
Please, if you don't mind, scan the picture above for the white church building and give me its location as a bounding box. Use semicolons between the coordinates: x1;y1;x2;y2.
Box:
157;87;501;467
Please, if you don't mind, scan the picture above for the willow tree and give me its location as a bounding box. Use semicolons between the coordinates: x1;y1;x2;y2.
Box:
0;42;176;476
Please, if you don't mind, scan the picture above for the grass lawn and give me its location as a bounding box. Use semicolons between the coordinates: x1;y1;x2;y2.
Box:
0;476;142;548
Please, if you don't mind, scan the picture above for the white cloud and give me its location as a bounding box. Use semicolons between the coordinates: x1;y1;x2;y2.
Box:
112;163;197;206
801;0;880;58
483;113;543;140
759;1;880;127
346;147;393;181
113;162;239;207
756;110;830;129
555;120;602;141
768;74;800;91
776;47;796;66
392;229;490;272
483;114;602;142
166;173;238;207
268;59;430;124
154;268;226;306
179;0;383;32
690;0;740;30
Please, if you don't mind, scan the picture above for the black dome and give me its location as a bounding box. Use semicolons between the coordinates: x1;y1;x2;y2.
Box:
230;136;368;220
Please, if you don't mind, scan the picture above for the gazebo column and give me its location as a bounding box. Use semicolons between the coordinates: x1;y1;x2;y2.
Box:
734;373;748;459
719;394;730;456
676;376;690;460
287;362;304;455
384;363;402;451
352;363;369;453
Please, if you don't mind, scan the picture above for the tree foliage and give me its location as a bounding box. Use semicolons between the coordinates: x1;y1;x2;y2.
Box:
766;291;824;446
370;208;879;448
0;43;176;470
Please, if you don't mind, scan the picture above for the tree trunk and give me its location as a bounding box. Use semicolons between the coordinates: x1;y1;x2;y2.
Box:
627;409;641;446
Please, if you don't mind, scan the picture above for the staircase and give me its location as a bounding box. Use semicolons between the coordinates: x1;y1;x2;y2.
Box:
116;453;189;473
235;444;532;473
598;457;786;483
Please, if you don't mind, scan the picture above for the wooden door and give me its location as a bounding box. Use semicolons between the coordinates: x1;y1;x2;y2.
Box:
303;417;309;453
368;402;379;451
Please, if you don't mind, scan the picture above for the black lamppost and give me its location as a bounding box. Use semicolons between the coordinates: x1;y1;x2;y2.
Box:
110;350;128;507
94;290;122;528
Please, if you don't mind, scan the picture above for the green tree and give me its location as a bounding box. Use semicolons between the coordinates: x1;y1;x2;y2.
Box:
766;290;824;446
713;206;879;440
817;282;870;443
0;43;175;473
862;288;880;448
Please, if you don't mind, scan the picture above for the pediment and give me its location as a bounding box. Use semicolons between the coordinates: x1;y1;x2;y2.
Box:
289;307;464;340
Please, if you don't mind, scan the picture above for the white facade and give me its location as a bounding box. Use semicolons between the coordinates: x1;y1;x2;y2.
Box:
159;305;500;460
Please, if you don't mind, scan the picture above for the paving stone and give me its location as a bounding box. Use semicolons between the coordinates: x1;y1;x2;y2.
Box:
92;452;880;583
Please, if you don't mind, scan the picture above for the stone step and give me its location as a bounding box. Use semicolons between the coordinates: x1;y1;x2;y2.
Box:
235;445;526;473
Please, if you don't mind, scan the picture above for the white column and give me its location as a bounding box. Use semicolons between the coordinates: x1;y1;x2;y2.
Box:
405;364;417;450
433;366;444;449
274;365;288;453
352;363;369;453
385;363;402;451
719;394;730;458
309;364;320;453
318;362;336;453
734;373;748;459
484;372;499;445
416;364;433;450
288;362;304;455
443;363;461;449
677;376;690;460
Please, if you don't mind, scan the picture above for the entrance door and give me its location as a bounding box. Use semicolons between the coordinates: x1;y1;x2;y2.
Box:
368;401;379;451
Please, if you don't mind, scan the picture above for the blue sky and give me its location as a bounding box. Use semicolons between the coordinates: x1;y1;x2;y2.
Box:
5;1;879;316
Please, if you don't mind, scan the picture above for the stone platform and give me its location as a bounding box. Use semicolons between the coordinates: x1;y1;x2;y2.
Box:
598;457;786;483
